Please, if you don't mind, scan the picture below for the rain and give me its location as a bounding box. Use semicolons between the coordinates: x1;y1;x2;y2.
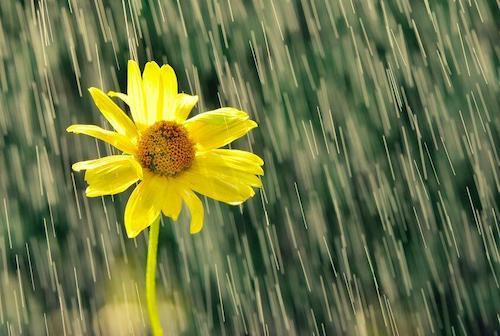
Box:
0;0;498;335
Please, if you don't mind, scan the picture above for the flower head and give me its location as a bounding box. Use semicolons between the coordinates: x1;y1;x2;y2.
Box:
68;61;263;238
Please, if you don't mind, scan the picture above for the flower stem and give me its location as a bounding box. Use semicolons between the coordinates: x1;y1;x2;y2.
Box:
146;216;163;336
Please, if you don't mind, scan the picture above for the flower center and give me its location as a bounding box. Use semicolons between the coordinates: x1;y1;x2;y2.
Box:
137;121;195;176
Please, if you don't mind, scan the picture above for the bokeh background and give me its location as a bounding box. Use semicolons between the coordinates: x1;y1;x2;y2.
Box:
0;0;498;335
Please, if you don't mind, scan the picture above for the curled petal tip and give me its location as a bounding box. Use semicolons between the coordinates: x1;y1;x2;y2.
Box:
190;226;202;234
84;187;101;198
126;229;139;239
146;60;160;67
71;162;82;171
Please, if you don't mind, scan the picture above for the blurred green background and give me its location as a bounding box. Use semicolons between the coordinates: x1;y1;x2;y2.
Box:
0;0;498;335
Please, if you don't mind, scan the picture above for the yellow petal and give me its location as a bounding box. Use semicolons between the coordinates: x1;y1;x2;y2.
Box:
199;149;264;175
160;64;178;121
142;61;162;125
184;108;257;150
174;93;198;122
67;124;137;154
124;174;165;238
88;87;138;139
127;60;147;127
181;189;204;234
72;155;142;197
72;155;141;173
108;91;130;105
176;155;260;205
161;180;182;221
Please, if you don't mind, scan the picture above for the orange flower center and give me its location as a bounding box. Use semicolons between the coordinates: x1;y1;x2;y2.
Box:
137;121;195;176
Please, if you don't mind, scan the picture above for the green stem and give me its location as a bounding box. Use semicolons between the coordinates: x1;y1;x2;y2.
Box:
146;216;163;336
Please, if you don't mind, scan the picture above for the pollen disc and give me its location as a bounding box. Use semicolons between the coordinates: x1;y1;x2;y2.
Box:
137;121;195;176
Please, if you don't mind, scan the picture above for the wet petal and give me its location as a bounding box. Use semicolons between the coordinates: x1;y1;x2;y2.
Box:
198;149;264;175
181;189;204;234
72;155;142;197
67;124;137;154
88;87;138;139
127;60;147;127
124;174;165;238
160;64;178;120
176;154;261;205
142;61;162;125
184;108;257;150
174;93;198;122
161;180;182;221
108;91;130;105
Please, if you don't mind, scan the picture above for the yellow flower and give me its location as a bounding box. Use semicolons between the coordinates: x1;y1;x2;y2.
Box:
68;61;263;238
